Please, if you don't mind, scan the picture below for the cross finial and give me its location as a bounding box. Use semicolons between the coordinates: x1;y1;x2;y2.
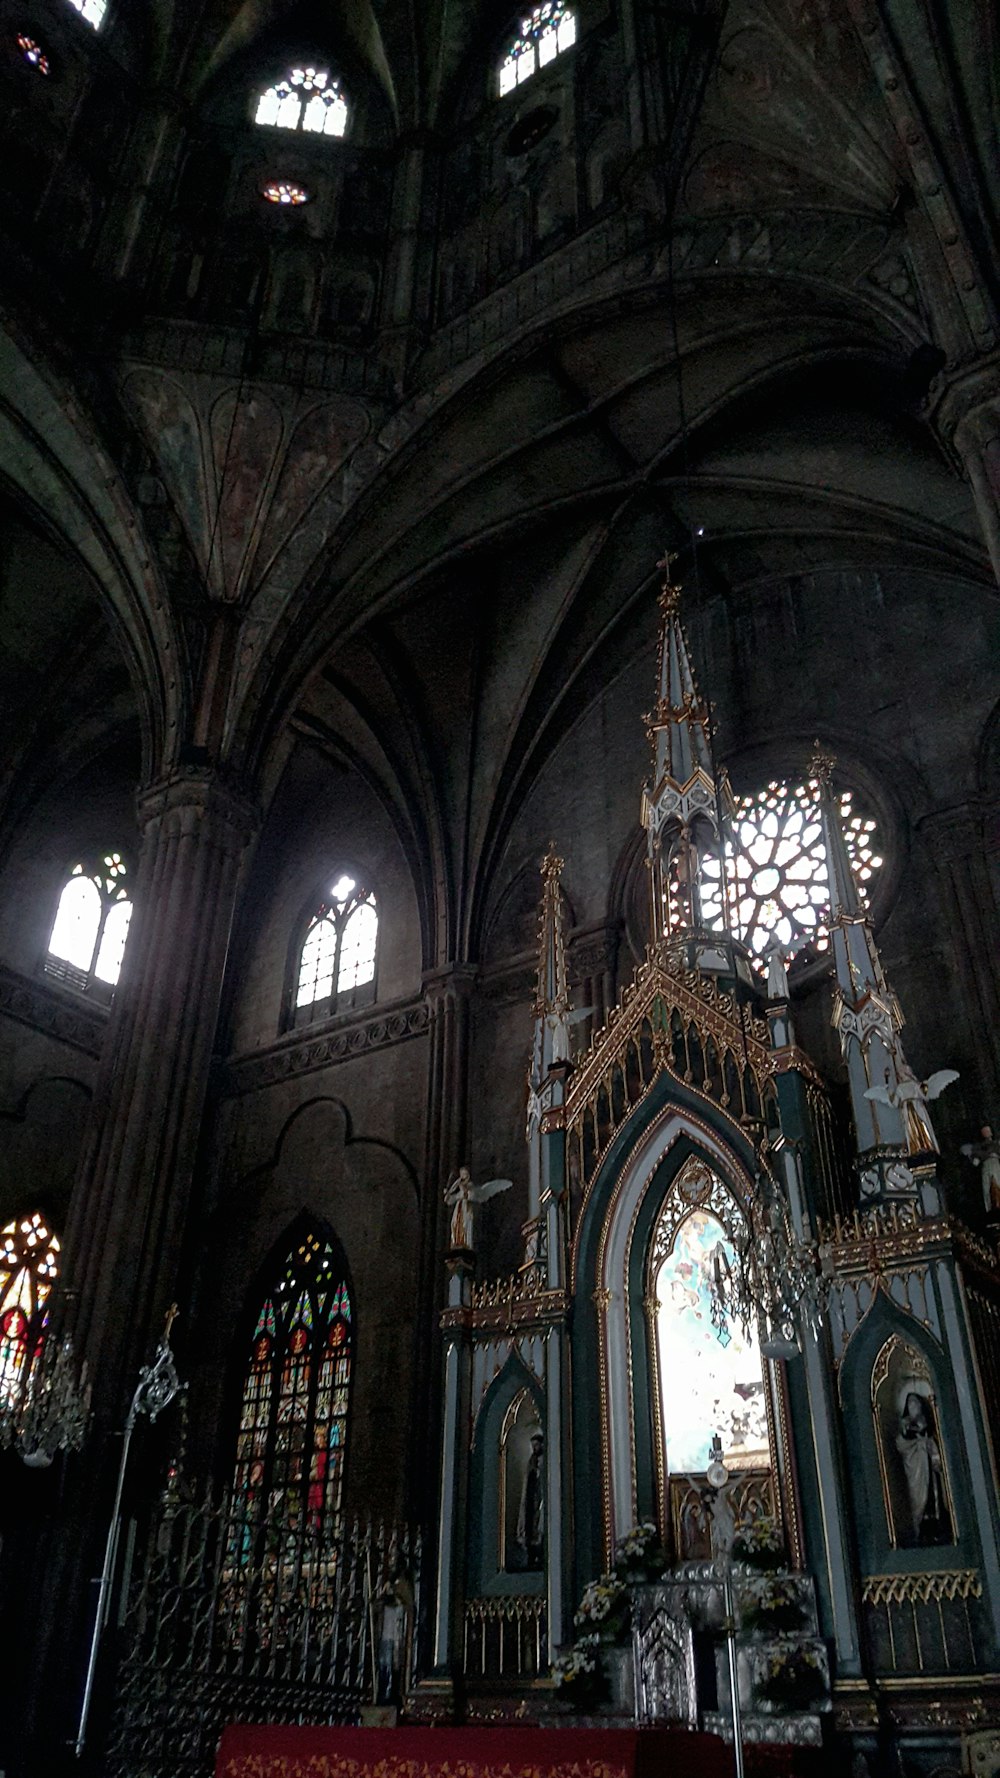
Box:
657;550;682;614
809;740;836;786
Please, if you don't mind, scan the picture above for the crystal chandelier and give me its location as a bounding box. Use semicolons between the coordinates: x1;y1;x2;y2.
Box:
0;1301;91;1467
709;1162;831;1360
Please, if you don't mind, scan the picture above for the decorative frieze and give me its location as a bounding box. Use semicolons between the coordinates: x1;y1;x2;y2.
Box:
0;963;107;1057
224;997;430;1096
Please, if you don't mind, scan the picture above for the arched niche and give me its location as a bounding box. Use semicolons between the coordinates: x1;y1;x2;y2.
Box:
467;1351;545;1597
839;1293;969;1574
571;1079;799;1578
872;1334;955;1551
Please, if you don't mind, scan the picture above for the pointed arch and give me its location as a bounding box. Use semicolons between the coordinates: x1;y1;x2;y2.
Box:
232;1215;354;1538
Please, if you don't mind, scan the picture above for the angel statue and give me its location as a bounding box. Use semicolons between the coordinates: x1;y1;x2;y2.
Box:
762;933;791;1000
444;1167;512;1252
960;1125;1000;1215
864;1061;959;1156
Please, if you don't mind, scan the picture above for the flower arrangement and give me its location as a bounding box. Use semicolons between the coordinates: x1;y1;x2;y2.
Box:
732;1514;785;1571
757;1645;825;1711
741;1578;807;1635
613;1520;665;1580
574;1573;629;1643
551;1636;606;1708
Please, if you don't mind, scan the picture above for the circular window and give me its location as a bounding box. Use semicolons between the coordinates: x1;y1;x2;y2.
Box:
505;104;559;155
17;33;49;71
261;180;311;206
699;777;884;964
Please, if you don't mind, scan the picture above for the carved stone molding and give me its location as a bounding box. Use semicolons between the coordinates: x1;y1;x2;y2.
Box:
0;963;107;1057
224;997;430;1096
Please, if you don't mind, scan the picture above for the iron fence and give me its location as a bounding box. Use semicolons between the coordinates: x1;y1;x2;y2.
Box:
105;1483;419;1778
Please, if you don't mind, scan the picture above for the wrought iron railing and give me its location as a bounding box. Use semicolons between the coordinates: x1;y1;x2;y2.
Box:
105;1484;419;1778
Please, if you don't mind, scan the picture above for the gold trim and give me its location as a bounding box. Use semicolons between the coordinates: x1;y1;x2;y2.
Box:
861;1570;981;1606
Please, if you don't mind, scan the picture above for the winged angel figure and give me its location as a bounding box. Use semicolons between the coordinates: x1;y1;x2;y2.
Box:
444;1167;512;1252
864;1064;959;1156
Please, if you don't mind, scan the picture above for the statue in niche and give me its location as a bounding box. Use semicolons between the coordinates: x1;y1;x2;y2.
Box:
517;1430;545;1569
763;934;790;1000
895;1391;952;1547
443;1167;511;1251
374;1567;413;1707
500;1392;544;1571
873;1337;954;1549
961;1125;1000;1215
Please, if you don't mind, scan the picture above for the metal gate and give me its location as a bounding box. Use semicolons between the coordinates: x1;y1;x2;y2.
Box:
105;1483;419;1777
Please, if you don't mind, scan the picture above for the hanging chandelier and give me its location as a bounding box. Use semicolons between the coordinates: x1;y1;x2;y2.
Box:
0;1307;91;1467
709;1161;832;1360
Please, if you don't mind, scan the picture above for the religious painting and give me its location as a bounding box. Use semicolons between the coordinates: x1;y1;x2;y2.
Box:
653;1205;770;1476
499;1388;544;1572
872;1335;955;1549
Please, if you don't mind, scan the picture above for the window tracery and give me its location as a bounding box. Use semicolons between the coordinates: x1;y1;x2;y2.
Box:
293;874;377;1024
255;66;349;138
498;2;576;96
0;1212;60;1406
45;853;133;993
66;0;105;29
262;180;311;206
699;778;882;964
234;1228;353;1539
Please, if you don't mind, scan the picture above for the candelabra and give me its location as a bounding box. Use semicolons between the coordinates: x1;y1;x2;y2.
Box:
0;1298;91;1467
710;1162;831;1360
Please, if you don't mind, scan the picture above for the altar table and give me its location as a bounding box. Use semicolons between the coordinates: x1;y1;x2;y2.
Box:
215;1724;736;1778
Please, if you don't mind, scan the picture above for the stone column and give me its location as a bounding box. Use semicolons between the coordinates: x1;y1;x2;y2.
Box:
65;764;258;1411
409;968;475;1524
917;800;1000;1111
933;353;1000;586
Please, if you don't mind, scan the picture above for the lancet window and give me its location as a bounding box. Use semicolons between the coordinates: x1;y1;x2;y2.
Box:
293;874;377;1024
233;1227;353;1539
254;66;349;137
0;1212;60;1406
699;778;882;964
45;853;133;994
498;2;576;96
66;0;105;27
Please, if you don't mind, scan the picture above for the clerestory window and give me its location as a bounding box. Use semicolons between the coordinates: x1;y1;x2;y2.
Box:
45;853;133;995
66;0;105;29
498;2;576;97
292;873;377;1026
255;65;349;137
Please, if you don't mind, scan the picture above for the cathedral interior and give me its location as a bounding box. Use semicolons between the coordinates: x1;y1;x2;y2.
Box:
1;0;1000;1773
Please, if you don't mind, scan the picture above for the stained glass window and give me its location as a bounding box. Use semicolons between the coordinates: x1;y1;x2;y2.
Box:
255;66;349;137
66;0;105;29
17;34;50;71
234;1228;353;1539
498;2;576;96
700;778;882;965
0;1212;60;1406
654;1206;768;1475
294;874;377;1022
262;180;311;206
46;853;133;993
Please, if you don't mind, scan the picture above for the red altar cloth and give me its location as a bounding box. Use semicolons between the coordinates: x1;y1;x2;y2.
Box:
215;1724;735;1778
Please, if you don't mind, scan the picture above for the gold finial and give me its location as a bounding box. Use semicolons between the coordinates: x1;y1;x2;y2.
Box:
809;740;836;785
541;841;564;879
163;1302;179;1340
656;551;682;614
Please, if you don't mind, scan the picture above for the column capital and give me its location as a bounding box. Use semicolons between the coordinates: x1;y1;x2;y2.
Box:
136;763;259;846
421;963;478;1007
930;349;1000;449
916;797;1000;862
